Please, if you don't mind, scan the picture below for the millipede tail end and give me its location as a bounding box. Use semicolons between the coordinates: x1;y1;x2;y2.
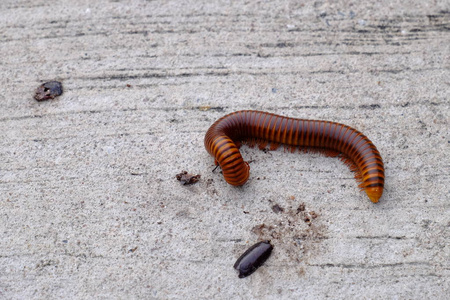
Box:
365;187;383;203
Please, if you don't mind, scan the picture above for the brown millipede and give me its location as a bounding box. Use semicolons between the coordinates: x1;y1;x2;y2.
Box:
204;110;385;203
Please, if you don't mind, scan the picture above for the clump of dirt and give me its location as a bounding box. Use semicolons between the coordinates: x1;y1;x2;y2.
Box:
176;171;201;185
34;81;63;101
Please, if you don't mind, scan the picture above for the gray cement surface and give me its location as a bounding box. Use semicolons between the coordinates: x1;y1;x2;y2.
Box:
1;1;449;299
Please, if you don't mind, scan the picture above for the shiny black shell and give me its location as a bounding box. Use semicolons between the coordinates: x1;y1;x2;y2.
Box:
233;241;273;278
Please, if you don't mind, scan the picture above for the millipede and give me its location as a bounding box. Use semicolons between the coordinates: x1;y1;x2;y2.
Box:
204;110;385;203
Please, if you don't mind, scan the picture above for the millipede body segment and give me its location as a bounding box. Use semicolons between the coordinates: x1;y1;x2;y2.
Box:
204;110;385;203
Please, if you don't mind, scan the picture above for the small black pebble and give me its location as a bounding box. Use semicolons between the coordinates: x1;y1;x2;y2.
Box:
234;241;273;278
271;204;284;214
34;81;63;101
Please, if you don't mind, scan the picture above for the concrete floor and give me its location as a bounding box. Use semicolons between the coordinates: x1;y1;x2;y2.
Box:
1;1;449;299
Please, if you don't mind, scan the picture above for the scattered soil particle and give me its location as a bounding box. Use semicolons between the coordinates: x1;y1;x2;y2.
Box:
271;204;285;214
297;203;306;213
251;223;275;236
303;216;311;225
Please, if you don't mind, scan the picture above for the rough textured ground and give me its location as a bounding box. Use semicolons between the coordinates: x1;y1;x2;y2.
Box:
1;1;449;299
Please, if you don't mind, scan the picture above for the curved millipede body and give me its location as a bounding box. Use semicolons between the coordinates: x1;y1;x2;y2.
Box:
204;110;385;203
234;241;273;278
